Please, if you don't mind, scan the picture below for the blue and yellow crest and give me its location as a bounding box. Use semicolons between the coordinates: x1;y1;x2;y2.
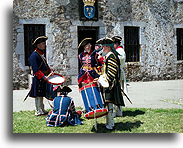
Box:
83;0;96;19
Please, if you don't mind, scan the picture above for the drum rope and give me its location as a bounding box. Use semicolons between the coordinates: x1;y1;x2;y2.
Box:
98;87;104;104
84;86;92;111
91;86;99;107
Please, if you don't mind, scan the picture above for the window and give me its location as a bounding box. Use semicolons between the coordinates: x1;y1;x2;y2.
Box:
124;26;140;62
177;28;183;61
24;24;45;66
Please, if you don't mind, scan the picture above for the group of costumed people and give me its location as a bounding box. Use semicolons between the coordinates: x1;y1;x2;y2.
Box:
28;35;128;130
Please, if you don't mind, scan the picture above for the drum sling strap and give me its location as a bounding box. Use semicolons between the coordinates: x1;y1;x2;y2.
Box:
35;51;51;75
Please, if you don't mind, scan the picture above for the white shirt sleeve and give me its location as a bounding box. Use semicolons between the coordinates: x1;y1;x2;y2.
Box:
116;47;126;68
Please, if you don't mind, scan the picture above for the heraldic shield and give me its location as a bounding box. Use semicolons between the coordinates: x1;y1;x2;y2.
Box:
84;5;95;19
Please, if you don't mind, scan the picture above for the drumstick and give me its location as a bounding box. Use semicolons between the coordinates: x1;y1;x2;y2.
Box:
47;72;54;78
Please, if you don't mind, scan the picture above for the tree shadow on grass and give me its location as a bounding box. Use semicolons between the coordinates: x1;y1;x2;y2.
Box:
123;109;145;117
91;120;143;133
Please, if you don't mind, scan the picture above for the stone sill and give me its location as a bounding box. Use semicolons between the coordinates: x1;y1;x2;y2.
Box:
126;62;140;66
175;60;183;64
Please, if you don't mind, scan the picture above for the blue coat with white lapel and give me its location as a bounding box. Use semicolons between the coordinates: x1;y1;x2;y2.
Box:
46;95;82;127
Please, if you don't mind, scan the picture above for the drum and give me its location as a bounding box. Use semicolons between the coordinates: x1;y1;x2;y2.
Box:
47;73;65;85
98;74;109;88
80;83;108;119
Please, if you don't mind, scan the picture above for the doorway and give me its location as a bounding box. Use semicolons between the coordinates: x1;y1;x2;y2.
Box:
77;26;99;54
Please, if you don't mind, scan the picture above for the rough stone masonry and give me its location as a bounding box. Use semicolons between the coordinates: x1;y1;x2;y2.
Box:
13;0;183;89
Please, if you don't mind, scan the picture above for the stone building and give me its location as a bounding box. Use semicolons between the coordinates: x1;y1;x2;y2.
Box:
13;0;183;89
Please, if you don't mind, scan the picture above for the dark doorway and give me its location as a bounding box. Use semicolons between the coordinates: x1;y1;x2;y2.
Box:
77;26;99;54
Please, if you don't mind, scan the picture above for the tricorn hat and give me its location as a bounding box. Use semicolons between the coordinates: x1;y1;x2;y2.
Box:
32;36;48;46
96;37;120;56
112;36;122;43
62;86;72;93
53;86;72;93
78;38;93;49
96;37;114;45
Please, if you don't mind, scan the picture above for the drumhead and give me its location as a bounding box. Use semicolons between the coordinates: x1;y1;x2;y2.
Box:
47;73;65;85
98;74;109;88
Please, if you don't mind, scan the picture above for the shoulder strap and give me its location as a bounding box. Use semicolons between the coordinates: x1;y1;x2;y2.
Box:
35;51;50;69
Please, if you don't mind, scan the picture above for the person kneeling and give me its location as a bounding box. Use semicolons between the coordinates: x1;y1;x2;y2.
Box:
46;86;83;127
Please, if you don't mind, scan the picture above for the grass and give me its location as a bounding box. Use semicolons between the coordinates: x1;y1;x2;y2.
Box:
13;108;183;133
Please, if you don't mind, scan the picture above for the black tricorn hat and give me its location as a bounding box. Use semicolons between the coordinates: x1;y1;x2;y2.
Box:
32;36;48;46
112;36;122;43
96;37;120;56
54;86;72;93
62;86;72;93
96;37;114;45
78;38;93;49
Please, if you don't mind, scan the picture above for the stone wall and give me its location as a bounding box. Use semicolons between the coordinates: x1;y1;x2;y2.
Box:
104;0;183;81
13;0;183;89
13;0;77;89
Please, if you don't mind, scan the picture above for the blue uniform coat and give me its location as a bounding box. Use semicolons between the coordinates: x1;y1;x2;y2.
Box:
29;49;53;98
46;96;82;127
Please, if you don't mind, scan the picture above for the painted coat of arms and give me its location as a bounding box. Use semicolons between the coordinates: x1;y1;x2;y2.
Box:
83;0;96;19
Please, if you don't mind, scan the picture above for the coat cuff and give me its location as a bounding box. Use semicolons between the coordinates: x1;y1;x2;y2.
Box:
98;56;104;64
34;70;45;79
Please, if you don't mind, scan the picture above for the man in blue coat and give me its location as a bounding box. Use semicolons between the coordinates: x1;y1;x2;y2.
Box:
46;86;83;127
29;36;52;116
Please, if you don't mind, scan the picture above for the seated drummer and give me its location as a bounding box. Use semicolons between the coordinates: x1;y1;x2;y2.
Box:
46;86;83;127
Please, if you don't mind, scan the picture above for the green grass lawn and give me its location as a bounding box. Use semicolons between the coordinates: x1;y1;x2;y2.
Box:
13;108;183;133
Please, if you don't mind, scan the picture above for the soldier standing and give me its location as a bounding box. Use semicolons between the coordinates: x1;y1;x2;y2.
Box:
29;36;52;116
97;37;125;130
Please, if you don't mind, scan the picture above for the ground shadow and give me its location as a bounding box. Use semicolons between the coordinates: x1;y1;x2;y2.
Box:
123;109;145;117
91;120;143;133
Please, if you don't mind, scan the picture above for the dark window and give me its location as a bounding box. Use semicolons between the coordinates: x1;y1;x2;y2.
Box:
177;28;183;60
124;26;140;62
24;24;45;66
78;0;98;21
